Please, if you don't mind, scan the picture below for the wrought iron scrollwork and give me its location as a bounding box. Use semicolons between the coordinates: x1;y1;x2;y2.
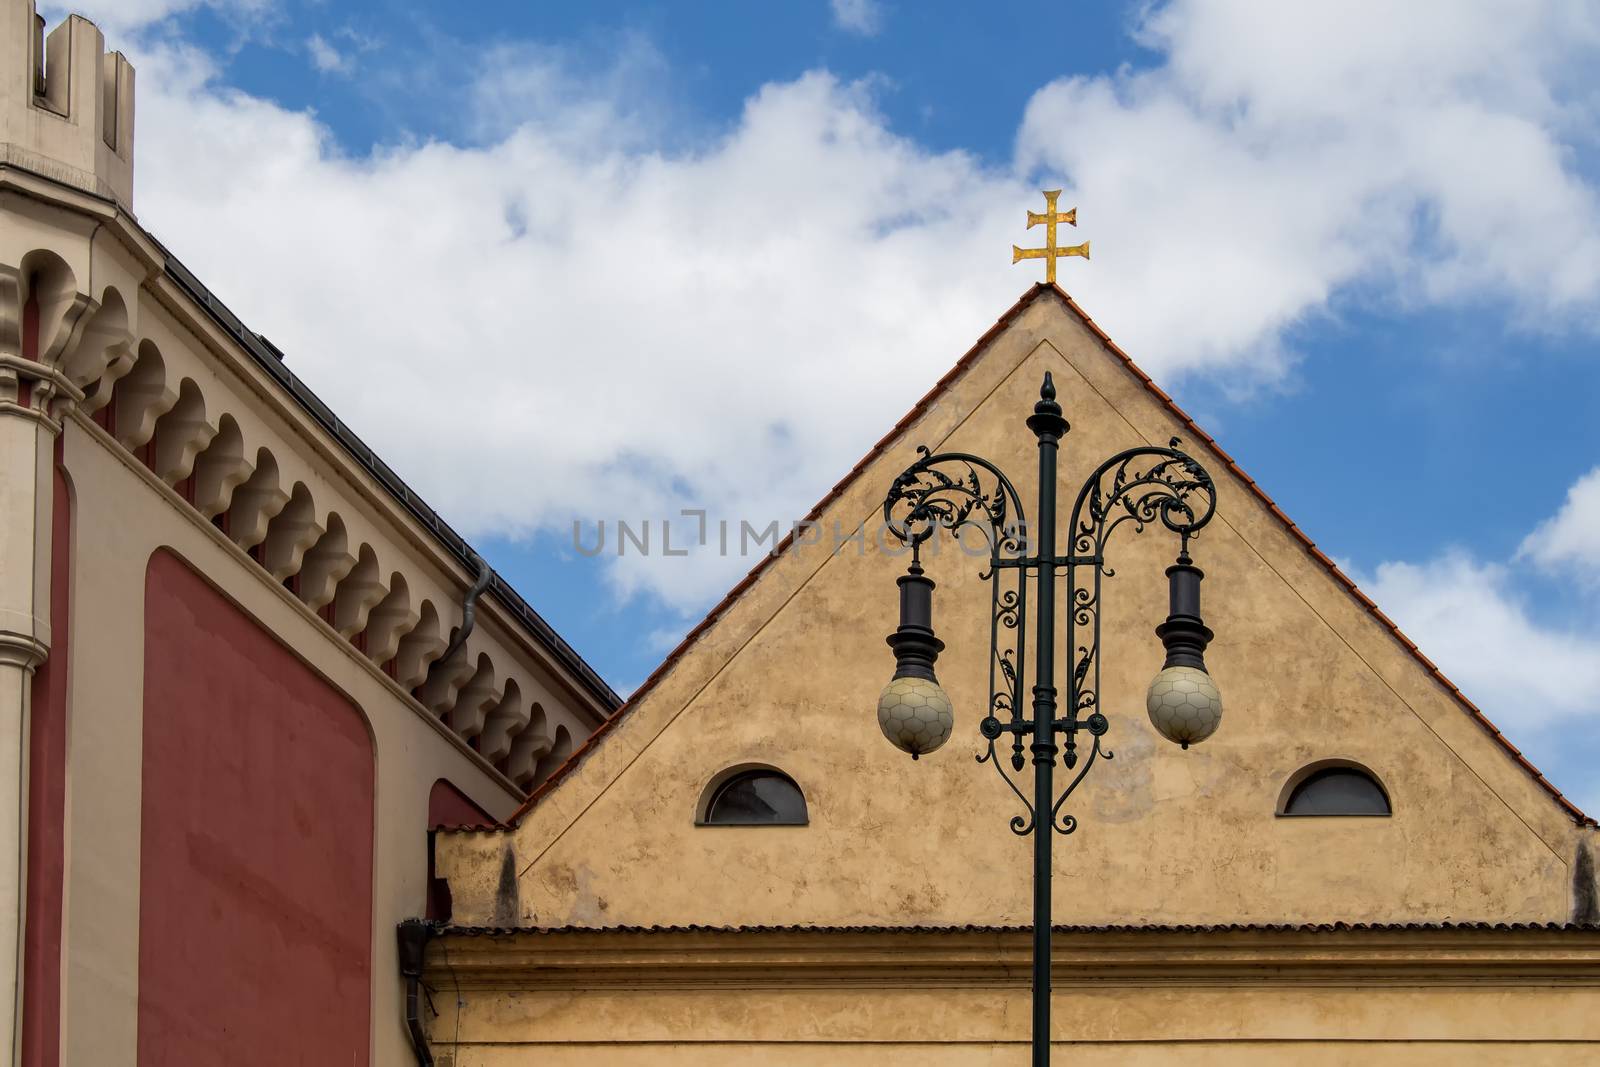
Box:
1069;439;1217;558
976;734;1037;836
881;431;1216;839
885;448;1038;830
1049;734;1112;836
882;447;1028;555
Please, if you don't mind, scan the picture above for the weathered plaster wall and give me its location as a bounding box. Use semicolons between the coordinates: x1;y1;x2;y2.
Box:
439;994;1600;1066
442;293;1591;932
425;926;1600;1064
444;1046;1595;1066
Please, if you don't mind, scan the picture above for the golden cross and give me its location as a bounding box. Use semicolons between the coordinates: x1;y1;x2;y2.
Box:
1012;190;1089;284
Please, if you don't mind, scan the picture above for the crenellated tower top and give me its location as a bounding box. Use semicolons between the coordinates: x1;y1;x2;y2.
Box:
0;1;134;210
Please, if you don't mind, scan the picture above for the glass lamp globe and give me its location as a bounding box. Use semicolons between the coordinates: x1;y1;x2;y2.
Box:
877;675;954;759
1146;665;1222;749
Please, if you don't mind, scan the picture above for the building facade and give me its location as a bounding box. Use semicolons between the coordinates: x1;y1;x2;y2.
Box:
1;5;619;1063
429;284;1600;1062
4;5;1600;1066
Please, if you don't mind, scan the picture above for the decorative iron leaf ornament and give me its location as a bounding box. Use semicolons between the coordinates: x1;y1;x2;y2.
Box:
880;425;1216;838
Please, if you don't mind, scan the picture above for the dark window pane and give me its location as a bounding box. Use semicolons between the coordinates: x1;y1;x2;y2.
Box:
706;771;807;825
1284;767;1390;816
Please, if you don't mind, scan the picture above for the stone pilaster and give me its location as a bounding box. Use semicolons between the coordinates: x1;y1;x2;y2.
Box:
0;359;66;1067
0;246;88;1066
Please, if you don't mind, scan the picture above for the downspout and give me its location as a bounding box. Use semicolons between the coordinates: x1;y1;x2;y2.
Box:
439;551;493;667
402;556;488;1065
396;919;435;1067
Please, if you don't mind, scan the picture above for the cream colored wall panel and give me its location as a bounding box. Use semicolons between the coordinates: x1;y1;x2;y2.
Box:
57;419;524;1066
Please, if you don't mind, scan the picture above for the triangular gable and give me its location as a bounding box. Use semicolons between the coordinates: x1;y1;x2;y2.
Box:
435;283;1596;933
505;286;1049;822
509;283;1590;831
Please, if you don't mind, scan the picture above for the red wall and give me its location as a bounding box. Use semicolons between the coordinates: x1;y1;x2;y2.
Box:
138;551;373;1064
22;448;69;1067
428;778;493;831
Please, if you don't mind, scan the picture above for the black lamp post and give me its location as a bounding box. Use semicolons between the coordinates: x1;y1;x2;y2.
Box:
875;372;1221;1067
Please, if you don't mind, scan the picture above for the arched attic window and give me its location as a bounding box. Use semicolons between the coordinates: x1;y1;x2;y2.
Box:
697;766;808;826
1279;761;1391;817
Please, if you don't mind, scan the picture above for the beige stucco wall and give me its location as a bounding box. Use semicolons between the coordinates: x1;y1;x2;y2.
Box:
443;1045;1596;1067
440;294;1594;935
442;998;1600;1065
439;1004;1598;1066
55;413;524;1065
423;926;1600;1064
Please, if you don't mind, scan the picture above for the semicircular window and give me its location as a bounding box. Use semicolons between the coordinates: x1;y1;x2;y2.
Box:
703;770;808;826
1282;766;1390;816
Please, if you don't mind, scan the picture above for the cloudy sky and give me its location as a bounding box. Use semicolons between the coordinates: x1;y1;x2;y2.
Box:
50;0;1600;810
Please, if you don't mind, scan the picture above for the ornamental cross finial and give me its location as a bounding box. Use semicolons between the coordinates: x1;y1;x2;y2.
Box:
1012;190;1089;284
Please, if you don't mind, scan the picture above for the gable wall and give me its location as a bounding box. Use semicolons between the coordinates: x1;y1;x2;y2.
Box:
441;294;1592;930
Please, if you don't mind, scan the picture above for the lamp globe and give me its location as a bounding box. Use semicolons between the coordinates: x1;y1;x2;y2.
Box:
1146;665;1221;749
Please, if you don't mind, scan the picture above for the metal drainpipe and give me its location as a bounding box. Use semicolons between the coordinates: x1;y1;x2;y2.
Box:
404;560;486;1064
439;551;493;667
397;920;435;1066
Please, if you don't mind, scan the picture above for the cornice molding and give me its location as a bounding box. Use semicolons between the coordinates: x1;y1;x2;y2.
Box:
0;145;122;211
427;924;1600;991
0;352;86;432
65;409;529;803
0;630;49;671
3;151;616;796
2;164;617;725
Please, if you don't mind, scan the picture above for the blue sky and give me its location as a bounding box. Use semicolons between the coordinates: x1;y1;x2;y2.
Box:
62;0;1600;809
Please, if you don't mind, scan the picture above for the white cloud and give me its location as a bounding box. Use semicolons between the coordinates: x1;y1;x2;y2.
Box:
1520;466;1600;576
130;44;1027;611
465;34;674;146
113;0;1600;616
1354;464;1600;811
40;0;272;34
1361;551;1600;733
830;0;883;36
305;33;348;75
1018;0;1600;378
1352;459;1600;812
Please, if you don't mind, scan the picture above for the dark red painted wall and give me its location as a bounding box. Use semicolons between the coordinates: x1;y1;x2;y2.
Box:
22;446;69;1067
138;551;373;1065
428;778;493;831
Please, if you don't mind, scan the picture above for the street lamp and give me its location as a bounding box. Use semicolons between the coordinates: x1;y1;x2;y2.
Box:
874;371;1221;1066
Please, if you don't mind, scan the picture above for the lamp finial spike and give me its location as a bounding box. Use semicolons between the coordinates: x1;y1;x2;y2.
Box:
1028;370;1067;437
